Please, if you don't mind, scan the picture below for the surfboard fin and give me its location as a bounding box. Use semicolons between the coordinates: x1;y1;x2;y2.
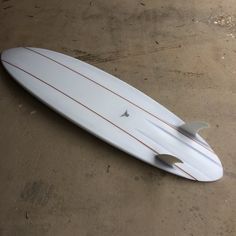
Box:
156;154;183;167
179;121;209;136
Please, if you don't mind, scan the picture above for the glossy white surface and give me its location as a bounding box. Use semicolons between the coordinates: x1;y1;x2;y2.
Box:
1;47;223;181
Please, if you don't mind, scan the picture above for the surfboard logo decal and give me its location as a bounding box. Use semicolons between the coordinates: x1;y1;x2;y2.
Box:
121;110;129;117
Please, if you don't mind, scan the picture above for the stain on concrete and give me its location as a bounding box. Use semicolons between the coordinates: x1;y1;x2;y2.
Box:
168;69;204;78
3;5;12;10
106;164;111;173
20;180;54;206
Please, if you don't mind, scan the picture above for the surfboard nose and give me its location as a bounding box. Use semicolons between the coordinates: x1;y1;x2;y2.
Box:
1;47;24;63
2;48;14;60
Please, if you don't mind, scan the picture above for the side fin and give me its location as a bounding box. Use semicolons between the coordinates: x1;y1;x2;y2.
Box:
179;121;209;136
156;154;183;167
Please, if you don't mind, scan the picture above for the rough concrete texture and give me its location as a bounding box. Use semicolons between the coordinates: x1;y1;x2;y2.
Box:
0;0;235;235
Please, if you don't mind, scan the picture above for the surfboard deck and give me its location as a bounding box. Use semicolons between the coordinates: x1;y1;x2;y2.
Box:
1;47;223;182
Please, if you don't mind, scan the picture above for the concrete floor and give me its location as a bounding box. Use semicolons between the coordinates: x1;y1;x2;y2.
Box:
0;0;236;235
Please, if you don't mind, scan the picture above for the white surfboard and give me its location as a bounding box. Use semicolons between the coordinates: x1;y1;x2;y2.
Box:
1;47;223;182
